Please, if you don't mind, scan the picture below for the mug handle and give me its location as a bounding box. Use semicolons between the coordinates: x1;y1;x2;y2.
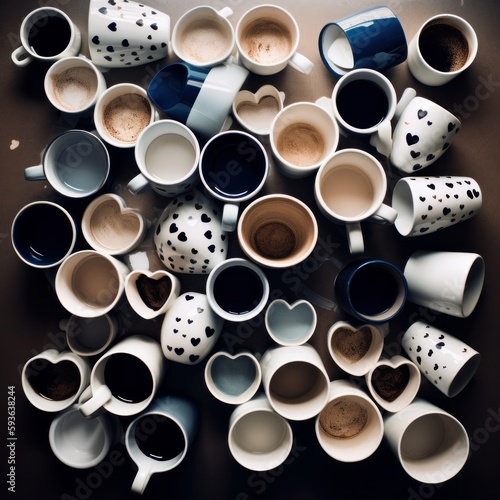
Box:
369;120;392;157
222;203;239;232
24;165;46;181
288;52;314;75
131;467;153;495
394;87;417;122
79;385;112;418
346;222;364;255
11;46;33;67
369;203;398;225
128;173;150;195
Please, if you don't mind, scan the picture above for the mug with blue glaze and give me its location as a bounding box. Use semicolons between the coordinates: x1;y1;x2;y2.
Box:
318;6;407;76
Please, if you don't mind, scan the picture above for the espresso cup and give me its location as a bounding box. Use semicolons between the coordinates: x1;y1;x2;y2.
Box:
314;149;397;254
315;380;384;462
260;344;330;421
384;398;470;482
199;131;269;232
206;258;270;323
318;6;407;76
172;6;235;67
44;56;107;115
11;201;76;269
24;130;110;198
125;395;198;495
407;14;478;86
235;4;314;76
11;7;82;67
404;250;485;318
49;404;116;469
237;194;318;269
79;335;165;418
334;258;408;324
22;349;90;413
228;393;293;471
55;250;130;318
128;120;200;197
82;194;148;256
329;68;416;156
269;102;340;178
94;83;157;148
392;176;482;237
62;313;119;357
402;322;481;398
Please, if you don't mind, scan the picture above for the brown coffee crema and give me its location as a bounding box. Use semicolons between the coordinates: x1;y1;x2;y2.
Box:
27;360;80;401
179;20;231;63
372;364;410;402
52;66;98;111
242;18;292;64
332;326;372;362
253;221;297;259
277;123;325;166
319;397;368;439
419;23;469;72
103;93;151;143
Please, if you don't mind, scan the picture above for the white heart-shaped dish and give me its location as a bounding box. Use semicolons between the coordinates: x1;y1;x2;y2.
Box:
365;355;421;412
232;84;285;135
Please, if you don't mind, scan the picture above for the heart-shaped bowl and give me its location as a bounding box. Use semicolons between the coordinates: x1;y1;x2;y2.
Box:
327;321;384;376
365;355;421;413
265;299;317;346
82;193;148;256
125;269;181;320
232;84;285;136
204;350;262;405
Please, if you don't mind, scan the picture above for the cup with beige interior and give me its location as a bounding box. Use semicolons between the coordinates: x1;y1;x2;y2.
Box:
237;194;318;269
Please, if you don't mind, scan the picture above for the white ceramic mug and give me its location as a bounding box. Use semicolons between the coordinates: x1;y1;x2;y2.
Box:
404;250;485;318
384;398;470;482
235;4;314;76
79;335;165;418
315;380;384;462
402;321;481;397
260;344;330;421
44;56;107;115
392;176;482;237
314;148;397;254
22;349;90;412
11;7;82;67
82;194;148;255
125;395;198;495
55;250;130;318
228;393;293;471
172;6;235;67
128;120;200;197
49;404;116;469
407;14;478;86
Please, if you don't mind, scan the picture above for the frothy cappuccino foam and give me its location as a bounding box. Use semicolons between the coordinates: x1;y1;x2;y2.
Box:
180;19;231;63
52;66;98;111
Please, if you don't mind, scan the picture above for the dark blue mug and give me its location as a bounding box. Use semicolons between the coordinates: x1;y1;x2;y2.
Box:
318;6;407;77
334;258;408;323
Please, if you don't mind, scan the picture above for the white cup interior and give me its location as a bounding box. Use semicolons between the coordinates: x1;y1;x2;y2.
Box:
66;314;116;356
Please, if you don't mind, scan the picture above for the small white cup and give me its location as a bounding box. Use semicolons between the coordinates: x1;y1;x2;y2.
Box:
125;395;198;495
55;250;130;318
94;83;157;148
235;4;314;76
11;7;82;67
228;393;293;471
404;250;485;318
384;398;470;482
44;56;107;115
315;380;384;462
79;335;165;418
22;349;90;413
49;404;115;469
260;344;330;421
314;148;397;254
128;120;200;197
270;102;340;178
172;6;235;67
407;14;478;86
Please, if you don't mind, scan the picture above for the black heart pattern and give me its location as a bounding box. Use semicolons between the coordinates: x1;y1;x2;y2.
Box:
406;133;419;146
417;109;428;119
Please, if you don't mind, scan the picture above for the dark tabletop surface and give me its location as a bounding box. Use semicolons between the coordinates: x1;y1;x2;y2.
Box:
1;0;499;499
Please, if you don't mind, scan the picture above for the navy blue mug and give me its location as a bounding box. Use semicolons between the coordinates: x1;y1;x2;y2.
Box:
11;201;76;268
318;6;407;76
334;258;408;323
